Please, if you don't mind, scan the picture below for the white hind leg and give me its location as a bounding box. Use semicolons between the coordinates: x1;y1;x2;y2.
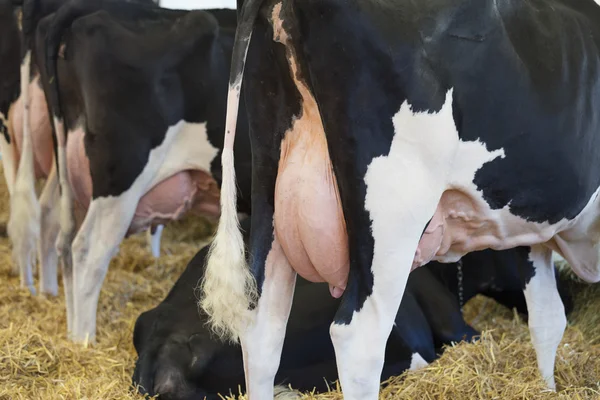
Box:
38;161;60;296
329;186;441;400
8;50;39;294
54;118;77;335
56;182;75;335
241;235;297;400
524;245;567;390
71;194;139;343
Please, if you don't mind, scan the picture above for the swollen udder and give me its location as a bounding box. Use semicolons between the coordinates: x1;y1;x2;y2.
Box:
66;127;221;235
271;8;348;298
274;110;349;299
130;170;221;234
8;78;54;179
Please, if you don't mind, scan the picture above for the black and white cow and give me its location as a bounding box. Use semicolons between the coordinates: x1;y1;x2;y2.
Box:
134;217;573;399
0;0;68;296
200;0;600;397
36;0;251;342
0;0;158;297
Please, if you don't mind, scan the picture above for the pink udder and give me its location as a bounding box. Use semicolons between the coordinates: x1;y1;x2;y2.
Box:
67;127;93;210
9;79;54;179
273;97;349;298
129;170;220;235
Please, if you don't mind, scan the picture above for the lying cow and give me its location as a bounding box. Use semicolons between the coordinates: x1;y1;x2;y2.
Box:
37;0;250;342
133;221;433;399
200;0;600;396
134;217;573;399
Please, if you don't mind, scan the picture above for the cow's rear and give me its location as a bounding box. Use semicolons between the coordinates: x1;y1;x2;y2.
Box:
202;0;600;398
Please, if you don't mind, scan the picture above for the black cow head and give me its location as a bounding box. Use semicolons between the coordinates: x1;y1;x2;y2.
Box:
132;305;223;400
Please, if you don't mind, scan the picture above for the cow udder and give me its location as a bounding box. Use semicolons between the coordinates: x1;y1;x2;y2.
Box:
8;77;54;179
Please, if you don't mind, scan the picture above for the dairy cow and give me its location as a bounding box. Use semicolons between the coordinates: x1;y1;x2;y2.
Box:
0;0;67;296
37;0;250;342
0;0;159;297
134;216;573;399
200;0;600;397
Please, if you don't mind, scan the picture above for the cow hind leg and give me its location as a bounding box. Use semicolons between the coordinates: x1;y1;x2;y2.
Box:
522;245;567;390
328;136;447;399
330;267;421;399
241;235;297;399
8;51;40;294
56;189;75;334
38;161;60;296
71;194;139;343
53;117;77;335
330;202;442;397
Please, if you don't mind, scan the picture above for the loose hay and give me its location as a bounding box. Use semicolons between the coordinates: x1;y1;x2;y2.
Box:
1;166;600;399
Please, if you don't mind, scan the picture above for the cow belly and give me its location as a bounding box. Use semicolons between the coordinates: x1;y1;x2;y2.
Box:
9;77;54;179
274;121;349;298
66;126;220;235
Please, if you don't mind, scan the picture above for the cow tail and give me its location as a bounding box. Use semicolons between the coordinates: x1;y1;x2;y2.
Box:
45;0;93;140
200;0;264;343
43;0;95;272
44;0;104;182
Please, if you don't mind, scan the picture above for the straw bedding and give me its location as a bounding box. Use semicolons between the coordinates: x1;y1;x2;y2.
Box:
1;166;600;400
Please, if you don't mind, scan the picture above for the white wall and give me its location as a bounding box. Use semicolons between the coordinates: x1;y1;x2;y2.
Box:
160;0;236;10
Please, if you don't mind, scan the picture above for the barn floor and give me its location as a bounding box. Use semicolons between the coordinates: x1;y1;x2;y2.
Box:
1;168;600;400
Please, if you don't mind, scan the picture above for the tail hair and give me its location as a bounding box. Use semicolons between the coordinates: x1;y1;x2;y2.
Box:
200;149;258;342
199;0;265;343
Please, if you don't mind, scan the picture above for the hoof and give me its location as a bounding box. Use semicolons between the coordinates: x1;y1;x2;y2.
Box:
39;285;58;297
21;283;37;296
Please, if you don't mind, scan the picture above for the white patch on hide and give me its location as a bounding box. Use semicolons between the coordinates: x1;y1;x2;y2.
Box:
409;352;429;371
331;90;463;400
